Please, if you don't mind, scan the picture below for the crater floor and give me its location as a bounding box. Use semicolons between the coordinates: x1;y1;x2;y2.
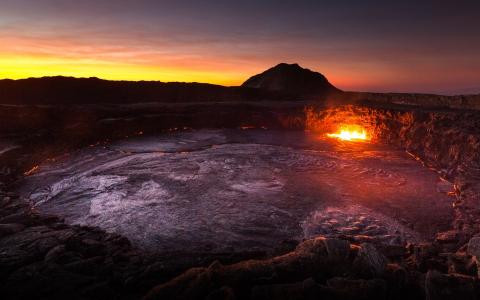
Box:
19;129;454;253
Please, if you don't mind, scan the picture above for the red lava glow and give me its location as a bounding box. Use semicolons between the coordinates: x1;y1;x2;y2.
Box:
24;165;39;176
327;125;369;142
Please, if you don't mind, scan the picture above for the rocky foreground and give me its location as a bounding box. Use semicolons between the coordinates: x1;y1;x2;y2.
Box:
1;100;480;299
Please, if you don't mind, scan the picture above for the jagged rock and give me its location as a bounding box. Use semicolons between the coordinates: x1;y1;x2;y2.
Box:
80;281;117;299
467;237;480;258
0;212;34;225
44;244;67;264
467;237;480;277
436;230;459;244
0;223;25;238
250;278;325;300
322;238;351;261
354;243;388;277
447;252;477;276
206;286;236;300
326;277;387;300
407;243;443;272
64;256;105;274
425;270;477;300
144;237;348;300
377;244;406;260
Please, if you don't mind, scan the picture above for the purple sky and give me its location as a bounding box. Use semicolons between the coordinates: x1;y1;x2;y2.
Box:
1;0;479;94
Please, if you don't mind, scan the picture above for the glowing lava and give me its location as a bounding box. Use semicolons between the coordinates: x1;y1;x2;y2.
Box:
327;127;368;141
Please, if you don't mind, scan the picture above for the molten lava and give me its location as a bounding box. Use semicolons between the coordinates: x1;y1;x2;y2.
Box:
327;126;368;141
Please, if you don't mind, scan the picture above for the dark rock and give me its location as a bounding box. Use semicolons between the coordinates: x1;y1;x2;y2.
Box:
0;212;34;225
206;286;236;300
351;235;375;244
407;243;439;271
251;278;324;300
0;248;36;275
377;244;406;260
0;223;25;238
64;256;104;275
447;252;477;277
326;277;387;300
354;243;388;277
436;231;459;244
425;270;477;300
322;238;351;262
242;63;341;98
467;237;480;259
31;236;59;256
44;244;67;264
80;281;117;299
144;237;337;300
6;261;45;283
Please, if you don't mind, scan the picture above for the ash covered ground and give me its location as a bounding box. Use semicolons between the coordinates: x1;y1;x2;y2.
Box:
19;129;454;254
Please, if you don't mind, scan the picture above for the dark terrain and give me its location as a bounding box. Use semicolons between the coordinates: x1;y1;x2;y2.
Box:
1;64;480;300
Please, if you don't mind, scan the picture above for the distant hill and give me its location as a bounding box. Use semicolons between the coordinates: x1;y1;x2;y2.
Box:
242;63;341;98
1;65;478;108
0;64;344;104
0;76;282;104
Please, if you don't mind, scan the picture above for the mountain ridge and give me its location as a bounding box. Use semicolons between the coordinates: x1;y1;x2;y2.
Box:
242;63;341;96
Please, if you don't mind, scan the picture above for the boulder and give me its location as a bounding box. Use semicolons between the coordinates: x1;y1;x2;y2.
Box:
354;243;388;277
467;237;480;259
425;270;477;300
0;223;25;238
326;277;387;300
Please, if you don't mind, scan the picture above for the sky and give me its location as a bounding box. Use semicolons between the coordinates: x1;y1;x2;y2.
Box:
1;0;479;94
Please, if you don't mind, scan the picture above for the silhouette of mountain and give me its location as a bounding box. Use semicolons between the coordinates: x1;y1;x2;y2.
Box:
242;63;341;97
0;76;290;104
0;64;344;104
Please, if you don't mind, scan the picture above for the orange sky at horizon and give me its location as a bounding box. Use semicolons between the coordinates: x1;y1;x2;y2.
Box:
1;1;479;95
0;36;390;91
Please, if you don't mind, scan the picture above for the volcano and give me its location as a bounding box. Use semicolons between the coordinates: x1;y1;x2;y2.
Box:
242;63;341;98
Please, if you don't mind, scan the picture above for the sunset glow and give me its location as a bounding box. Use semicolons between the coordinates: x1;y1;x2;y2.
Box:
0;54;243;85
1;1;479;93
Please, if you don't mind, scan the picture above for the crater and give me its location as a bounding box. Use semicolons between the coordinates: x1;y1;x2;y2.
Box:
20;129;454;254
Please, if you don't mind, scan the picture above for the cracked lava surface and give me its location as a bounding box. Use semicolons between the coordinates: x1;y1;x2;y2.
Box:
19;129;455;253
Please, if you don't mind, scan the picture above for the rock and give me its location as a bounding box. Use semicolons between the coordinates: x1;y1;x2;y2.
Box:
206;286;236;300
64;256;104;274
0;196;11;207
0;248;35;275
435;230;459;244
326;277;387;300
0;223;25;238
80;281;117;299
425;270;476;300
0;212;33;225
408;243;440;271
467;237;480;259
377;244;406;260
322;238;351;262
44;244;67;264
145;237;340;300
31;236;60;256
354;243;388;277
467;237;480;277
251;278;324;300
384;263;407;286
338;226;361;235
447;252;477;277
352;235;375;244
